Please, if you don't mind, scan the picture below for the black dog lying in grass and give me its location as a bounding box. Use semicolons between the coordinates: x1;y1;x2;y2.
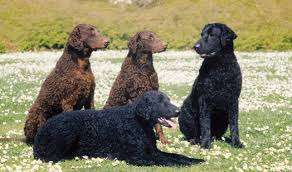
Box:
179;23;244;149
34;90;203;166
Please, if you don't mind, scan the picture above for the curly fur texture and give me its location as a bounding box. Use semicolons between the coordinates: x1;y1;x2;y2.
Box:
103;31;171;144
33;91;203;166
24;24;109;144
179;23;243;149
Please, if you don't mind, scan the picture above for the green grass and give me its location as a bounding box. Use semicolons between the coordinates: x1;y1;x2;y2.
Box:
0;52;291;171
0;105;291;171
0;0;291;52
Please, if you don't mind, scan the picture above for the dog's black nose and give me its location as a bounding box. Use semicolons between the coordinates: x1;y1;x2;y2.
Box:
193;43;200;50
104;40;110;47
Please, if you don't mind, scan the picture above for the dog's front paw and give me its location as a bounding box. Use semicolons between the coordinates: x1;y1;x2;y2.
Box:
231;138;244;148
189;138;200;145
159;136;171;145
200;139;211;149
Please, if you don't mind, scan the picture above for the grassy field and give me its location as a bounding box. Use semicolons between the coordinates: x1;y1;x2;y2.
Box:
0;0;292;52
0;51;291;171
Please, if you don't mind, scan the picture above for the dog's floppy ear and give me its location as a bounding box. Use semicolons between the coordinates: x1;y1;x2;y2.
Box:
220;24;237;46
128;32;142;55
135;95;151;120
68;26;84;51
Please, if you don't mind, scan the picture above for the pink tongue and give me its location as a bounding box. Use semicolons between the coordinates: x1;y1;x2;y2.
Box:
158;118;177;129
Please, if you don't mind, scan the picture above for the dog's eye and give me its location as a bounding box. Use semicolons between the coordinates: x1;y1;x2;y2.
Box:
148;34;155;40
209;33;214;37
91;30;96;35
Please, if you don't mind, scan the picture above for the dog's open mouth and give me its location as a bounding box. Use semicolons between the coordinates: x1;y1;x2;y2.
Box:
200;51;217;58
158;117;177;128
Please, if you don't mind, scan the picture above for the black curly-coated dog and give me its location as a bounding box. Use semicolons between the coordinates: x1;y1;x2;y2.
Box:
34;90;203;166
178;23;243;149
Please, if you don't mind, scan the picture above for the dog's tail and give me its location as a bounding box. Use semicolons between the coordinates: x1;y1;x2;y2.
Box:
33;121;79;163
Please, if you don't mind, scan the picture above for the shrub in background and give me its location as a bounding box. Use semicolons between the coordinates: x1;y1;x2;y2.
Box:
0;0;291;52
0;42;5;53
19;21;68;51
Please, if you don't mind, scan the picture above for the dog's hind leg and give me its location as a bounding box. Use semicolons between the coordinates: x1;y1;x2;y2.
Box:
122;147;155;166
34;124;80;162
33;130;63;162
153;151;204;166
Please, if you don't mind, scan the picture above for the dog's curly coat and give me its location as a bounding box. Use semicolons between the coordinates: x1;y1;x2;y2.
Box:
104;31;170;144
24;24;109;143
179;23;244;149
33;91;203;166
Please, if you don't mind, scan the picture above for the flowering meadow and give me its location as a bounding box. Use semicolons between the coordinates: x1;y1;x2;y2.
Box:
0;51;291;171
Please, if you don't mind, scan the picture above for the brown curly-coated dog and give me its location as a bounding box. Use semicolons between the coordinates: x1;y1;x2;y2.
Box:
104;31;170;144
24;24;110;144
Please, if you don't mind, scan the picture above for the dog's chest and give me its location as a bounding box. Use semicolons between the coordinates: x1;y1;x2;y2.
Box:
148;72;159;89
197;64;242;97
78;58;90;69
136;63;159;88
73;69;95;96
134;72;159;90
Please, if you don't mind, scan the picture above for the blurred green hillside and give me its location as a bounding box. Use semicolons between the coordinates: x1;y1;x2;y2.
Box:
0;0;291;52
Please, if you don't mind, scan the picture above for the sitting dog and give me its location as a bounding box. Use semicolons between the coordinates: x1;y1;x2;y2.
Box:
24;24;110;143
104;31;170;144
178;23;244;149
33;91;203;166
